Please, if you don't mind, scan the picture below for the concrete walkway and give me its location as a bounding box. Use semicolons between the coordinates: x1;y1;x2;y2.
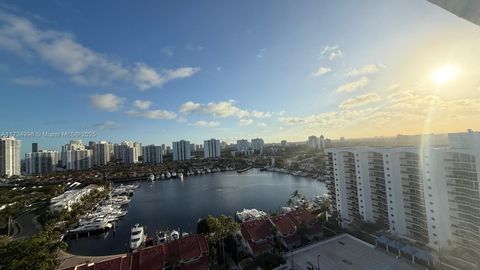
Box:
57;250;127;270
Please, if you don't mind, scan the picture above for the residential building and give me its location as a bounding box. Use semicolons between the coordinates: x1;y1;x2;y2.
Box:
325;130;480;255
25;150;59;175
119;141;138;164
0;136;21;177
281;140;287;148
61;140;93;171
204;138;221;159
172;140;191;161
142;144;163;164
308;135;326;149
251;138;264;154
239;219;274;256
50;184;103;213
236;139;250;154
32;142;38;153
93;141;112;166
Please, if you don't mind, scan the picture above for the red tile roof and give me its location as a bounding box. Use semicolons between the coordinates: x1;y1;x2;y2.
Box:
270;214;296;236
283;235;301;246
240;219;274;242
286;209;315;227
175;234;209;262
248;239;274;254
180;255;209;270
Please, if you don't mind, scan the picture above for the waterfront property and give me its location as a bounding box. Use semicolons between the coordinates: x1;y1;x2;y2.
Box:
66;169;326;256
59;234;209;270
50;184;104;213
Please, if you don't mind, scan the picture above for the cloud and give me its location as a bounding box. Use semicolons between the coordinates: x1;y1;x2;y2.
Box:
90;93;126;112
93;120;117;130
346;64;379;77
126;109;177;120
257;122;267;127
257;48;267;58
339;93;382;109
179;100;269;119
239;119;253;126
0;12;199;89
133;99;152;110
193;120;220;128
11;76;50;86
387;84;400;93
336;77;369;93
320;45;343;60
161;46;173;57
310;67;332;77
133;63;200;90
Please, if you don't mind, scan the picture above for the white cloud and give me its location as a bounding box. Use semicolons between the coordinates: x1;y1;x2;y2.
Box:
161;46;173;57
257;122;267;127
94;120;117;130
90;93;126;112
11;76;50;86
0;12;199;89
126;109;177;120
339;93;382;109
179;100;269;119
320;45;343;60
336;77;369;93
193;120;220;128
310;67;332;77
346;64;379;77
133;64;200;90
388;84;400;92
133;99;152;110
239;119;253;126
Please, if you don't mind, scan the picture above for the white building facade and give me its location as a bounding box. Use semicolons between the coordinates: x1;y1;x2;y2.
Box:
0;136;21;177
325;130;480;256
251;138;264;154
172;140;191;161
204;139;221;159
61;140;93;171
25;150;59;175
142;144;163;164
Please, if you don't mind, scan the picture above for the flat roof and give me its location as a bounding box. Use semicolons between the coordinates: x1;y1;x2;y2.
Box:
277;234;418;270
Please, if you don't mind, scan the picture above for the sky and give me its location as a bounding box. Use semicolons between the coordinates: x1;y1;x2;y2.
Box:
1;0;480;154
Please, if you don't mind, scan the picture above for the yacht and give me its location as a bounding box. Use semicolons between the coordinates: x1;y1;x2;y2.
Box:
179;173;184;181
160;173;165;180
156;231;167;244
148;174;155;182
171;172;177;178
170;230;179;240
130;224;146;250
166;172;171;179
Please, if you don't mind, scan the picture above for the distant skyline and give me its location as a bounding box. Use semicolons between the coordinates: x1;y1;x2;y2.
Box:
1;0;480;155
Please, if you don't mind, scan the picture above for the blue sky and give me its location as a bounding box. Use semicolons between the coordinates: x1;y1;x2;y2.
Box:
1;0;480;155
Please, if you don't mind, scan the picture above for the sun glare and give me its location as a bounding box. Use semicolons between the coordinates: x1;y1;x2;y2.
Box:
431;64;460;85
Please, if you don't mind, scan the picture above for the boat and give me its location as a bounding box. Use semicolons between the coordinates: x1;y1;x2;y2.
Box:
160;173;165;179
170;230;179;240
181;232;189;237
156;231;167;244
130;224;146;250
149;174;155;181
179;173;184;181
171;172;177;178
166;172;171;179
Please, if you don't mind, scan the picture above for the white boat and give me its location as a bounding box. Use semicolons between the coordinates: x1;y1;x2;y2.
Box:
160;173;165;179
172;172;177;178
179;173;184;181
181;232;189;237
149;174;155;181
170;230;179;240
157;231;167;244
130;224;146;250
166;172;171;179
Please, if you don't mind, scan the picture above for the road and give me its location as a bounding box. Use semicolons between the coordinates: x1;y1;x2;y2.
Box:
12;210;42;239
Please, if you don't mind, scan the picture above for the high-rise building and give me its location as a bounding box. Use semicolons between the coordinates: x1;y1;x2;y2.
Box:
25;150;59;175
172;140;191;161
94;141;112;166
133;142;142;161
142;144;163;164
281;140;287;148
251;138;264;154
61;140;92;170
308;135;319;149
32;143;38;153
204;139;221;159
325;130;480;255
236;139;250;153
119;141;138;164
0;136;21;177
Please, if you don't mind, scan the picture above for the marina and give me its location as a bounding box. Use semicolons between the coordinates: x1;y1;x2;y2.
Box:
66;169;327;256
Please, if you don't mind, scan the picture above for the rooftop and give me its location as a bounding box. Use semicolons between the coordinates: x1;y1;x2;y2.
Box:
276;234;418;270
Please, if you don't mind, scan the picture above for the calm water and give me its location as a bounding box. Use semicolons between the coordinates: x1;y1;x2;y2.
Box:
67;169;327;256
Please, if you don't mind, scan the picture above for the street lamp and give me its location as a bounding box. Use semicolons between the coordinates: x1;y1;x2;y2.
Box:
317;254;321;270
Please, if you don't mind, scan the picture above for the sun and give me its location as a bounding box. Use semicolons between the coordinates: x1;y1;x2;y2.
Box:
431;64;460;85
